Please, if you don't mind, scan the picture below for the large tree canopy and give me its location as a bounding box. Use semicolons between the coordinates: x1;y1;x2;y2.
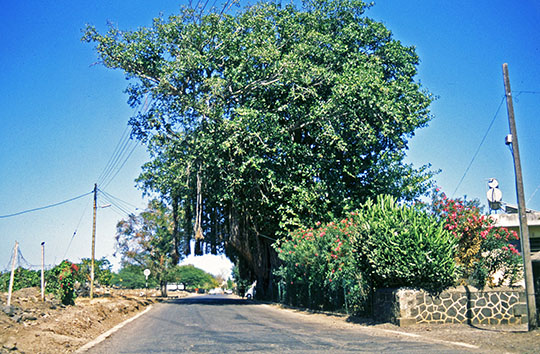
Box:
84;0;434;298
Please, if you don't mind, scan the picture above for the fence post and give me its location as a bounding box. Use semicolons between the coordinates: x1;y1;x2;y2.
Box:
7;242;19;307
41;242;45;301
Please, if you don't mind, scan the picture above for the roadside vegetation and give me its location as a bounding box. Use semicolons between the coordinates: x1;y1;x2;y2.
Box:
273;190;523;315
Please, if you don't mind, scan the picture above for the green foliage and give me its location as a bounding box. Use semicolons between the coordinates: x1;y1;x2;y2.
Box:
46;260;80;305
115;199;179;295
84;0;435;294
274;195;458;314
231;265;252;296
77;257;113;287
353;195;457;292
429;189;522;288
112;264;158;289
169;265;218;290
0;268;40;292
274;217;368;313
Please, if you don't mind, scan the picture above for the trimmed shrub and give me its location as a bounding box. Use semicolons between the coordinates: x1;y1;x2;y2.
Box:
352;195;457;293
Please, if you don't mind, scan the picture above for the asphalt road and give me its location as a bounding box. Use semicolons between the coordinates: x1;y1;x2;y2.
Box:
84;295;472;353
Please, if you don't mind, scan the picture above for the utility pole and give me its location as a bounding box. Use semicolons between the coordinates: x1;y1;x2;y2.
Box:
502;63;537;330
7;241;19;307
90;183;97;299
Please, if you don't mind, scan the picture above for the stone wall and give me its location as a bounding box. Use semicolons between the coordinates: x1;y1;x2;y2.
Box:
373;286;528;326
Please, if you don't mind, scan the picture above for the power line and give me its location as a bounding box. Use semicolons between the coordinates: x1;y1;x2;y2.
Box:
514;90;540;95
62;198;93;260
0;191;93;219
98;125;137;187
101;142;139;191
99;189;141;210
99;192;135;217
97;96;152;189
452;96;506;197
97;124;131;185
527;183;540;205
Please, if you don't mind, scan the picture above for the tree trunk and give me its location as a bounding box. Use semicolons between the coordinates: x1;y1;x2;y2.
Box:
171;195;180;264
226;204;276;300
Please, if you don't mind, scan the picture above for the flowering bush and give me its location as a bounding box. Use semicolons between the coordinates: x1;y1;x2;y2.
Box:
46;260;80;305
430;189;522;288
273;216;369;314
274;195;457;314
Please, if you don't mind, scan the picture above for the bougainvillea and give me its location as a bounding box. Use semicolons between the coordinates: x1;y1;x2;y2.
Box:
46;260;80;305
430;189;522;288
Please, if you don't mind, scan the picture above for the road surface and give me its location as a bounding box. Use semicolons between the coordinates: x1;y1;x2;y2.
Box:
84;295;473;353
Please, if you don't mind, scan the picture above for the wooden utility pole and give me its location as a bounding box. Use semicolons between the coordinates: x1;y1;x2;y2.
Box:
41;242;45;301
7;241;19;307
502;63;538;330
90;183;97;299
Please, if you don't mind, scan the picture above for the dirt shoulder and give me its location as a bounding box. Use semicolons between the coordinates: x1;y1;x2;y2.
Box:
0;287;187;354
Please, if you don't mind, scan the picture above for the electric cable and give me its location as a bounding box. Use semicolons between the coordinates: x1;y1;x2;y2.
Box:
514;90;540;95
99;189;141;210
452;96;506;197
99;193;134;217
97;124;131;185
62;198;93;260
527;183;540;206
200;0;211;16
0;191;93;219
97;95;152;190
101;142;140;191
98;126;136;187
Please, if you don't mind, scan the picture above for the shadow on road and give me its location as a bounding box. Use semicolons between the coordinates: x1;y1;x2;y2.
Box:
164;295;255;306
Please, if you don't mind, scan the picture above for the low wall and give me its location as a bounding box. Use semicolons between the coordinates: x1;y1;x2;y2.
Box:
373;286;527;326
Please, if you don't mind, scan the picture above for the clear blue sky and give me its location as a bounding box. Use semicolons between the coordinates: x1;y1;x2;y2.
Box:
1;1;539;271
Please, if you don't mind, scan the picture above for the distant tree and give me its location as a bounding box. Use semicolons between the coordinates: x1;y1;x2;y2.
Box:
84;0;434;298
77;257;113;287
115;199;184;296
170;265;218;290
112;263;158;289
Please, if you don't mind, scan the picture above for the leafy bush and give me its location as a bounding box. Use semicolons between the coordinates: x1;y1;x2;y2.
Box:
430;189;522;287
169;265;218;290
76;257;113;287
0;268;40;292
46;260;79;305
274;195;456;314
352;195;457;292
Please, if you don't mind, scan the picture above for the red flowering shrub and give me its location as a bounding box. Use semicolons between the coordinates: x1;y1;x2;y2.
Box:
274;195;457;314
273;216;369;313
45;260;80;305
430;189;522;288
